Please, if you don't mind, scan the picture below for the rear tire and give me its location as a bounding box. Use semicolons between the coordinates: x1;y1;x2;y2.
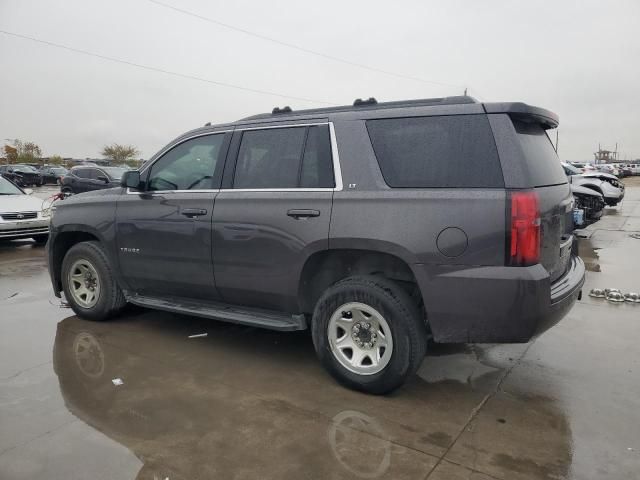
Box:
312;275;427;394
61;241;126;321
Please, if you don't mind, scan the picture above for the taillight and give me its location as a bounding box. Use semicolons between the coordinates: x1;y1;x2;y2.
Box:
508;191;540;266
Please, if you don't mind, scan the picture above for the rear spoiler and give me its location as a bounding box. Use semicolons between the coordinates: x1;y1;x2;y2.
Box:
483;102;559;129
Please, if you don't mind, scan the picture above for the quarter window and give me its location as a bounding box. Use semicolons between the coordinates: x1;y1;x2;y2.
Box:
366;115;503;188
148;134;225;191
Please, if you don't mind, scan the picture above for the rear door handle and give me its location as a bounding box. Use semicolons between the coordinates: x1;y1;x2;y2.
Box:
181;208;208;218
287;209;320;219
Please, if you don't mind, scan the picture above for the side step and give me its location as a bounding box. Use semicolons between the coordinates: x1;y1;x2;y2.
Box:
127;294;307;331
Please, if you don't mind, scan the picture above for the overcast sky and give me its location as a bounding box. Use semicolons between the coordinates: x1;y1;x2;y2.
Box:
1;0;639;161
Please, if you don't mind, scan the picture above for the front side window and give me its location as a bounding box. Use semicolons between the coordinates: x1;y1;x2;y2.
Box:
233;125;334;189
148;134;225;191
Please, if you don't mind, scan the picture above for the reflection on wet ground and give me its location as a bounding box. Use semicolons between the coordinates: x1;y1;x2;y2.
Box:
1;179;639;479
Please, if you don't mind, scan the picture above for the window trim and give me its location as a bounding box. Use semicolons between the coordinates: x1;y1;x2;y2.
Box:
129;122;343;194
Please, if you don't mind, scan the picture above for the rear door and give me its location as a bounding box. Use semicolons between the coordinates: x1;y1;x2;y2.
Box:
511;120;573;282
71;169;91;192
212;122;336;312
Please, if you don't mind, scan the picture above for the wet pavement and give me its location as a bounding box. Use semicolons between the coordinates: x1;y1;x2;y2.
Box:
1;181;639;480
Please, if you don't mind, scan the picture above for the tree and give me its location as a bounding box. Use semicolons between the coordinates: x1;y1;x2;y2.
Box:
4;140;42;164
49;155;65;166
3;145;17;164
101;144;140;164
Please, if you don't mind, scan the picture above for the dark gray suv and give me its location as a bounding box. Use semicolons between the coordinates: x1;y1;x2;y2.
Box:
47;96;585;393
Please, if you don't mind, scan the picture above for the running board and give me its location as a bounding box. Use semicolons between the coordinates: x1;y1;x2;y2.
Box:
127;294;307;331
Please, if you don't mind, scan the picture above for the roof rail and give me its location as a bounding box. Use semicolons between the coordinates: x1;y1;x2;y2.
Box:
353;97;377;106
272;106;292;114
204;122;211;126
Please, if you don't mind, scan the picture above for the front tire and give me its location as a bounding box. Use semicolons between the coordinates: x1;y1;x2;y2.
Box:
312;276;427;394
61;241;126;321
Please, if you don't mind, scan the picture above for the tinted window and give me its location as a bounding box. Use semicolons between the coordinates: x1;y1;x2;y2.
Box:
234;127;306;188
101;167;127;180
513;121;567;187
73;169;90;179
300;125;334;188
366;115;503;188
148;134;225;191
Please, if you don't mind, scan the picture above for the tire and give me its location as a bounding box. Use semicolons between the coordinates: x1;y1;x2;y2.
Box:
61;241;126;321
312;275;427;394
32;234;48;245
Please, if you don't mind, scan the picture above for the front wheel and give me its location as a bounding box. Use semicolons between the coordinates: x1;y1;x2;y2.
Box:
312;276;427;394
61;241;126;321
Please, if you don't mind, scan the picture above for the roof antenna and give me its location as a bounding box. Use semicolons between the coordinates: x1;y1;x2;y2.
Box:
464;87;468;96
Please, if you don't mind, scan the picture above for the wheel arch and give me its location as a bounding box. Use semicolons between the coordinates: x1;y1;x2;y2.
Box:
50;227;104;294
297;248;425;317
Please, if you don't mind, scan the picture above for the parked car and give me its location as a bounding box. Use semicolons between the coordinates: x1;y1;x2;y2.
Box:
596;164;619;177
40;166;68;185
60;166;128;194
562;163;625;206
0;175;50;242
571;184;604;226
629;164;640;175
47;96;585;393
0;164;44;187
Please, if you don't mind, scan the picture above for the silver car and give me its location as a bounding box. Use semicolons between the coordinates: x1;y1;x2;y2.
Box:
0;175;51;243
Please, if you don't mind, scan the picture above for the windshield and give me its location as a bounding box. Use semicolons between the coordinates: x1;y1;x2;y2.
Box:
0;176;24;195
14;165;38;172
101;167;127;180
562;163;582;175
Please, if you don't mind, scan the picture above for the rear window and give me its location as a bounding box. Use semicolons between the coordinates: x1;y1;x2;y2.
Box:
366;115;503;188
513;121;567;187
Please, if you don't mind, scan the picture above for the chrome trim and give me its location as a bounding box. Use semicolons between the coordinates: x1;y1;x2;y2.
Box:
235;122;329;132
127;188;219;195
329;122;343;191
134;121;344;194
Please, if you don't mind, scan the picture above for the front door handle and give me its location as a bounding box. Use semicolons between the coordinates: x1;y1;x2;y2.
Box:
287;209;320;219
181;208;208;218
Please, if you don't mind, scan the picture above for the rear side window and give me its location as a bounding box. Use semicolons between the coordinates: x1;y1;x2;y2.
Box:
513;121;566;187
366;115;503;188
233;125;334;189
74;169;90;179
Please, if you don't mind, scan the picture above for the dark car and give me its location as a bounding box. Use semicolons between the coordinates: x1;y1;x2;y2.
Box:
60;166;127;194
40;166;69;185
0;164;43;187
47;96;585;394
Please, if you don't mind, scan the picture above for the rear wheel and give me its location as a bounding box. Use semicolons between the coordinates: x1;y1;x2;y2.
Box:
61;241;126;321
312;276;427;394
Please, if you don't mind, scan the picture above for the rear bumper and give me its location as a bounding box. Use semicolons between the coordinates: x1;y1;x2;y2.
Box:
413;255;585;343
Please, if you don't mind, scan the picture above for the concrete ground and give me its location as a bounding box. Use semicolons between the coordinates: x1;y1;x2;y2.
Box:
1;181;639;480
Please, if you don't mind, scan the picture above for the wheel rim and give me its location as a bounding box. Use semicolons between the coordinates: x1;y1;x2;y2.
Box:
68;259;101;308
327;302;393;376
73;332;105;378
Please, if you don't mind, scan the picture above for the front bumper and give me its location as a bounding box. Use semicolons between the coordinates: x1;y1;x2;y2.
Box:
0;219;49;240
413;255;585;343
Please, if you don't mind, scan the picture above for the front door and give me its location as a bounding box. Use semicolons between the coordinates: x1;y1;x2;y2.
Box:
213;123;336;312
117;132;230;299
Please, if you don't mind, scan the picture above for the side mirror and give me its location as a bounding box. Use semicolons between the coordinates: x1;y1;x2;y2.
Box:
121;170;141;190
98;175;109;183
24;188;33;195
